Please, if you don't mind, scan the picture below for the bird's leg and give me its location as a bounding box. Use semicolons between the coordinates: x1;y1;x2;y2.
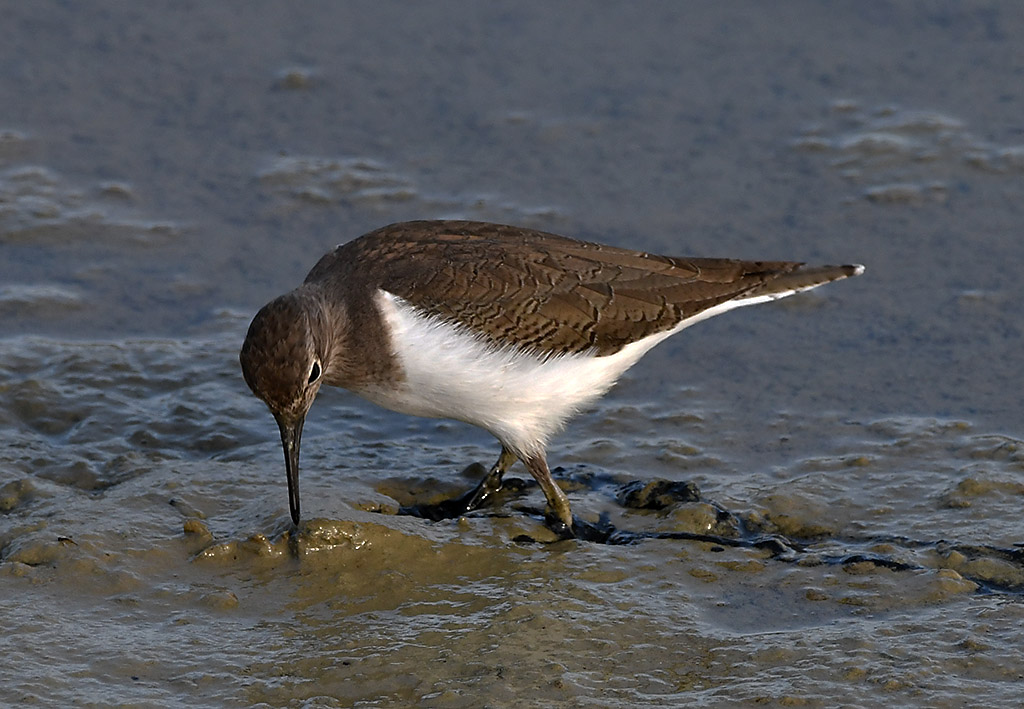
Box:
454;445;518;512
522;452;574;537
405;446;517;521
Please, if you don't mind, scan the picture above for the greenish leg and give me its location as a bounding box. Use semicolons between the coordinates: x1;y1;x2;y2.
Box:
523;452;574;536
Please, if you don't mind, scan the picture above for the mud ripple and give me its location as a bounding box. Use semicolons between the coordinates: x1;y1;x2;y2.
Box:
257;152;564;224
792;100;1024;204
0;165;179;245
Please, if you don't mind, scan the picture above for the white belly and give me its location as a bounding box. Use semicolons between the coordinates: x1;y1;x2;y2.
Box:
353;290;676;456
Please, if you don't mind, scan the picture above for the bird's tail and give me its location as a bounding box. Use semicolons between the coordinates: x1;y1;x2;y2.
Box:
741;263;865;302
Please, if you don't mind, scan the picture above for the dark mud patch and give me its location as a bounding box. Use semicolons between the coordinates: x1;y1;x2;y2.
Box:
387;463;1024;594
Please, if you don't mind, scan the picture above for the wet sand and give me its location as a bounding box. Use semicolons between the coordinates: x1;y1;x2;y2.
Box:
2;2;1024;706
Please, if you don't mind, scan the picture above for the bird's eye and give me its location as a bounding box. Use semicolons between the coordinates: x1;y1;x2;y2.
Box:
307;360;322;384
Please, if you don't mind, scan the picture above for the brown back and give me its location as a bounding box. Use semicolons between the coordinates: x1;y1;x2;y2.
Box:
306;220;807;356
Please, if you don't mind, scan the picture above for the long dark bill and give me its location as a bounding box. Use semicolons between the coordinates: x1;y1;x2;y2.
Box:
275;415;305;526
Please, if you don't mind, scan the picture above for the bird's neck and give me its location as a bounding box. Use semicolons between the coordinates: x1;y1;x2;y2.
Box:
314;285;399;390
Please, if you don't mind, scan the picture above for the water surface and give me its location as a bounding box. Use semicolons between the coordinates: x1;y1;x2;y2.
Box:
2;2;1023;706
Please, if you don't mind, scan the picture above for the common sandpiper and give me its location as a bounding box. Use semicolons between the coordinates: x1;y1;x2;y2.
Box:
240;220;863;537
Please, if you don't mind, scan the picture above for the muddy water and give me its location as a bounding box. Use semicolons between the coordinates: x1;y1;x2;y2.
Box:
3;2;1024;707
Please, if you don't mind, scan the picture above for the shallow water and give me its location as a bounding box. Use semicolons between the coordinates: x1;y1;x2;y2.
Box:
3;2;1024;707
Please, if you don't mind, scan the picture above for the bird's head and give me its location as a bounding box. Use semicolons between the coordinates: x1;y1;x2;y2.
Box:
240;290;330;525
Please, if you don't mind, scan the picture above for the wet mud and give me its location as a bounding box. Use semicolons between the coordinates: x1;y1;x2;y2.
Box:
3;2;1024;706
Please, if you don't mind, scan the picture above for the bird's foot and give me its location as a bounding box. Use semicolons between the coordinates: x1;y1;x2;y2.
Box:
544;512;575;540
401;462;506;521
538;512;620;543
